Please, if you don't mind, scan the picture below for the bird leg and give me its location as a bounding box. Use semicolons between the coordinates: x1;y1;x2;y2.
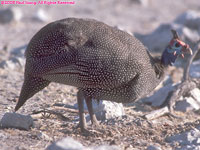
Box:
77;90;87;132
77;90;99;133
85;97;99;127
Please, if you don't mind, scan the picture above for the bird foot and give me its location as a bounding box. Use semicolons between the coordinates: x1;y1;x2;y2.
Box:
74;122;102;136
91;120;100;129
81;128;94;136
167;111;183;120
145;106;183;120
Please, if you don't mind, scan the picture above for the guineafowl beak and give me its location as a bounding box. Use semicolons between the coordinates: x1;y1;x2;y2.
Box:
181;44;193;57
170;29;193;58
169;39;193;58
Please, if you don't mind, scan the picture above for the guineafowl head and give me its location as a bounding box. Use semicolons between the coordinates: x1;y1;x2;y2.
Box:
161;29;193;66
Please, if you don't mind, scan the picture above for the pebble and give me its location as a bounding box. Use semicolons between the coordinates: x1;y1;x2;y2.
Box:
147;145;162;150
131;0;149;7
174;88;200;112
33;9;49;22
92;145;120;150
0;112;34;130
46;137;84;150
46;137;121;150
166;128;200;150
142;83;177;107
0;57;25;71
0;7;23;24
74;100;125;121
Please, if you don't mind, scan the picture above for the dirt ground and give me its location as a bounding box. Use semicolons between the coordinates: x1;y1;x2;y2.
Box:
0;0;200;150
1;68;200;150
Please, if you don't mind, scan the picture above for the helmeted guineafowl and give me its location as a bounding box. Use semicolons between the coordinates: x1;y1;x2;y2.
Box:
15;18;192;132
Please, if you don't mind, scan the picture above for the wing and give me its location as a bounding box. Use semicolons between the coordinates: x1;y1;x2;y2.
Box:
25;18;146;89
24;18;89;76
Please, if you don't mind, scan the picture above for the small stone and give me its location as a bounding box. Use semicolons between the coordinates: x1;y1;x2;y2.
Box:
166;128;200;149
0;7;22;24
195;138;200;144
90;145;120;150
0;112;33;130
11;45;27;57
0;132;7;141
190;88;200;103
131;0;149;7
124;145;133;150
38;131;53;141
46;137;85;150
0;57;25;71
95;100;125;120
162;75;173;86
74;100;125;121
142;83;177;107
174;88;200;113
147;145;162;150
33;9;49;22
175;97;200;112
46;137;121;150
0;60;16;70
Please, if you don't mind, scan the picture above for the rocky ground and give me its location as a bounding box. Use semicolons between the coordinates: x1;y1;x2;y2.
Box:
0;0;200;150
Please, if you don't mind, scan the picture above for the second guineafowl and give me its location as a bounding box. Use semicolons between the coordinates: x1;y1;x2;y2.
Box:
15;18;192;132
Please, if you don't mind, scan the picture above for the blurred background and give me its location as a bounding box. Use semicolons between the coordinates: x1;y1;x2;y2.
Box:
0;0;200;107
0;1;200;149
0;0;200;71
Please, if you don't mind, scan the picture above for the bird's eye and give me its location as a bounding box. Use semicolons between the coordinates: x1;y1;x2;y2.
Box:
175;42;180;47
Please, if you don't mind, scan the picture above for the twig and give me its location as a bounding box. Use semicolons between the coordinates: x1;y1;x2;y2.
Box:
168;81;196;112
145;106;169;120
52;106;80;113
183;40;200;81
31;109;71;121
168;40;200;112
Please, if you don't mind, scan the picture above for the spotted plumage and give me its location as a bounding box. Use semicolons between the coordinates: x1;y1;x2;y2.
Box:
15;18;192;132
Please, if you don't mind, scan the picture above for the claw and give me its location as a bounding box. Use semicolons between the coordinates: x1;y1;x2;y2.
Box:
188;47;193;55
182;46;193;55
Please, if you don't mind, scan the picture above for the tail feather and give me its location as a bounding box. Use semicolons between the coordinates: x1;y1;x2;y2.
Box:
15;76;50;111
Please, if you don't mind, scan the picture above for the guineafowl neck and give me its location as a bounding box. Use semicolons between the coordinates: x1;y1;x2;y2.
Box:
152;57;166;79
147;51;166;80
